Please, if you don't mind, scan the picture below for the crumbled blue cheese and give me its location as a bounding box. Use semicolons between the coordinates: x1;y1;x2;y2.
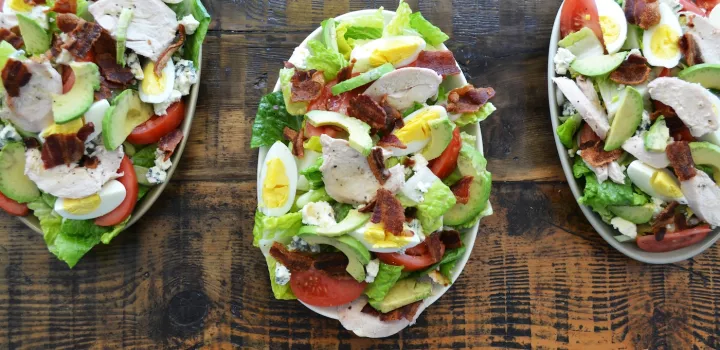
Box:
639;110;652;131
410;154;428;172
0;123;21;148
607;162;626;185
301;201;336;228
126;53;144;80
174;60;198;96
365;259;380;283
289;236;321;253
154;149;172;171
179;15;200;35
29;6;50;30
554;48;576;75
611;217;637;239
147;150;172;185
153;90;182;116
562;100;578;116
274;263;291;286
56;49;73;65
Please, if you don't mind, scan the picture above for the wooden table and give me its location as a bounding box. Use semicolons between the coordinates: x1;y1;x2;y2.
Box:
1;0;719;348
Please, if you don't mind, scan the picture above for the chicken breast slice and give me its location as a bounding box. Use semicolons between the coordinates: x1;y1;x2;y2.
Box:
648;77;720;137
687;14;720;64
363;67;442;111
622;135;671;169
6;60;62;133
554;77;610;139
336;297;415;338
89;0;179;61
681;170;720;227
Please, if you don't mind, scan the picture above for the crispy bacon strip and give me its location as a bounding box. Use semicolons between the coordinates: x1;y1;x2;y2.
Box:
158;129;184;160
2;59;31;97
361;301;423;322
624;0;661;30
155;25;186;76
311;252;350;276
348;94;387;132
269;242;314;272
651;201;679;234
283;126;305;158
358;199;376;213
290;69;325;102
76;123;95;142
336;61;355;83
446;85;495;114
666;141;697;181
380;95;403;135
413;50;461;76
96;53;134;85
81;156;99;169
56;13;83;33
377;134;407;149
371;188;405;235
425;232;446;263
41;134;84;169
50;0;77;14
439;230;463;249
368;148;390;185
679;33;704;67
450;176;474;205
610;54;651;85
64;21;103;59
0;28;23;50
579;140;624;168
24;138;40;150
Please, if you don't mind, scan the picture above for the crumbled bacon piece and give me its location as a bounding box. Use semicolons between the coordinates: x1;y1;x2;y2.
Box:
413;50;461;76
348;94;387;132
336;61;355;83
358;199;376;213
311;253;350;276
24;138;40;150
446;85;495;114
368;148;389;185
379;95;403;135
96;53;134;85
64;21;103;60
76;123;95;142
2;59;31;98
49;34;64;59
679;33;704;67
624;0;661;30
579;140;624;168
81;156;99;169
56;13;82;33
425;232;447;263
377;134;406;149
158;129;184;160
450;176;474;205
50;0;77;14
155;25;186;76
439;230;463;249
0;28;23;50
666;142;697;181
651;202;679;235
283;127;305;158
41;134;84;169
291;69;325;102
371;189;405;235
610;54;651;85
269;242;314;272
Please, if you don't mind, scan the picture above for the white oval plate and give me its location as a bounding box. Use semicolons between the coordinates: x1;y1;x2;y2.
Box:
258;10;491;337
547;7;720;264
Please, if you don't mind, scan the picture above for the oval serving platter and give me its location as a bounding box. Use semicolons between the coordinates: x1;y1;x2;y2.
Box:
18;51;202;234
259;9;492;337
547;8;720;264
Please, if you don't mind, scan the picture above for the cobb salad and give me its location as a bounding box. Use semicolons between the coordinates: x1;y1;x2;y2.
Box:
552;0;720;253
0;0;210;267
251;2;496;337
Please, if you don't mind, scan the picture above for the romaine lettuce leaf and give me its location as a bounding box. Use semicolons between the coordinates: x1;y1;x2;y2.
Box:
384;0;414;37
333;202;353;222
299;156;324;189
266;256;297;300
336;22;353;59
402;102;425;117
27;193;62;249
579;174;648;222
167;0;211;67
345;26;383;40
279;68;309;116
409;12;449;46
453;102;496;127
572;156;593;178
417;180;457;232
365;263;404;301
557;114;582;148
321;18;339;53
251;91;302;148
294;188;331;211
131;144;158;168
306;40;348;81
252;211;303;253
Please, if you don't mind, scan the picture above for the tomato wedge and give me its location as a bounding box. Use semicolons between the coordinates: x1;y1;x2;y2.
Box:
289;267;366;307
429;127;461;179
127;101;186;145
559;0;605;44
95;156;138;227
696;0;720;11
637;226;713;253
376;241;445;272
680;0;707;14
0;191;29;216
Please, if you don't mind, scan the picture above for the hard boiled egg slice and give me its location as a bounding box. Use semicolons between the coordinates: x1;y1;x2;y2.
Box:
627;160;686;203
39;118;85;143
349;219;424;253
3;0;33;14
257;142;298;217
54;180;127;220
596;0;627;54
83;99;110;142
351;36;426;73
643;3;683;68
139;59;175;104
386;105;448;157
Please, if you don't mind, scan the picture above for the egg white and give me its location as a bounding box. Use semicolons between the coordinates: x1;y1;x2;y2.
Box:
627;160;686;203
258;142;298;217
83;99;110;142
139;59;175;104
595;0;628;54
349;219;424;253
54;180;127;220
642;3;682;68
351;36;426;73
386;105;448;157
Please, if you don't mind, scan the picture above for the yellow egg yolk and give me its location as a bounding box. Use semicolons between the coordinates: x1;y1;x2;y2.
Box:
8;0;33;12
41;118;85;138
63;194;102;215
394;109;441;145
141;62;169;96
364;223;414;248
369;43;419;67
650;24;680;59
651;171;683;199
599;16;620;45
262;158;290;208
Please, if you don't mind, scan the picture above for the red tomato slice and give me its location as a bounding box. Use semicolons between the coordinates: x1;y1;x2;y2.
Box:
429;127;462;179
376;241;446;272
62;66;75;94
126;101;186;145
0;191;29;216
95;156;138;227
637;226;713;253
680;0;707;14
289;267;366;307
559;0;605;44
658;68;672;78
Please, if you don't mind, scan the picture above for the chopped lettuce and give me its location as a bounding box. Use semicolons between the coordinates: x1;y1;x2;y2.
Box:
336;22;353;59
167;0;211;67
417;180;457;232
453;102;496;127
252;211;303;251
251;91;302;148
303;136;322;153
333;202;353;222
384;1;414;37
579;174;648;222
27;194;62;249
557;27;604;59
131;145;158;168
294;188;332;210
137;184;151;201
572;157;593;178
306;40;348;81
409;12;449;46
365;263;404;301
345;26;383;40
321;18;339;53
266;256;297;300
460;131;476;146
299;156;324;190
402;102;425;117
557;114;582;148
279;68;309;116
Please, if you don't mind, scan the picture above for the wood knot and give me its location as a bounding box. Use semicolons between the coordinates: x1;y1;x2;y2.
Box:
167;290;209;329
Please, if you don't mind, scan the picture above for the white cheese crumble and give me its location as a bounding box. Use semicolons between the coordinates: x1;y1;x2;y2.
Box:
29;6;50;30
288;236;321;253
562;100;578;116
301;201;336;228
153;90;182;116
365;259;380;283
56;49;73;65
126;53;144;81
0;123;21;148
410;154;429;172
174;60;198;95
611;217;638;239
607;161;626;185
554;47;576;75
146;149;172;185
288;47;310;70
179;15;200;35
274;263;291;286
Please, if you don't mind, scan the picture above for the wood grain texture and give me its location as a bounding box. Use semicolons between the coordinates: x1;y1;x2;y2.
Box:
1;0;719;349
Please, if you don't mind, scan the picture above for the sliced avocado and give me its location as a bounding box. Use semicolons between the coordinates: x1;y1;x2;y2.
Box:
678;64;720;90
298;210;370;237
444;143;492;227
17;13;50;55
570;52;628;77
644;117;670;152
0;41;18;71
367;279;432;314
690;142;720;183
298;233;371;282
305;110;373;155
604;86;643;151
421;117;453;161
0;142;39;203
558;27;605;59
103;90;154;150
115;8;134;66
53;62;101;124
322;18;339;53
330;63;394;96
609;204;655;224
134;165;153;186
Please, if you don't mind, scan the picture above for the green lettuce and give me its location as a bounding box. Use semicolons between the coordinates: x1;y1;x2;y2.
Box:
306;40;348;81
167;0;211;67
365;263;404;301
402;102;425;117
579;174;648;222
131;145;158;168
409;12;449;46
417;180;457;232
333;202;353;222
251;91;302;148
279;68;309;116
453;102;497;127
321;18;339;53
573;157;593;178
557;114;582;148
299;156;324;189
384;1;414;37
345;26;383;40
266;256;296;300
252;211;303;248
294;188;332;210
27;194;62;248
137;184;151;201
303;136;322;153
336;22;353;59
342;8;385;30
